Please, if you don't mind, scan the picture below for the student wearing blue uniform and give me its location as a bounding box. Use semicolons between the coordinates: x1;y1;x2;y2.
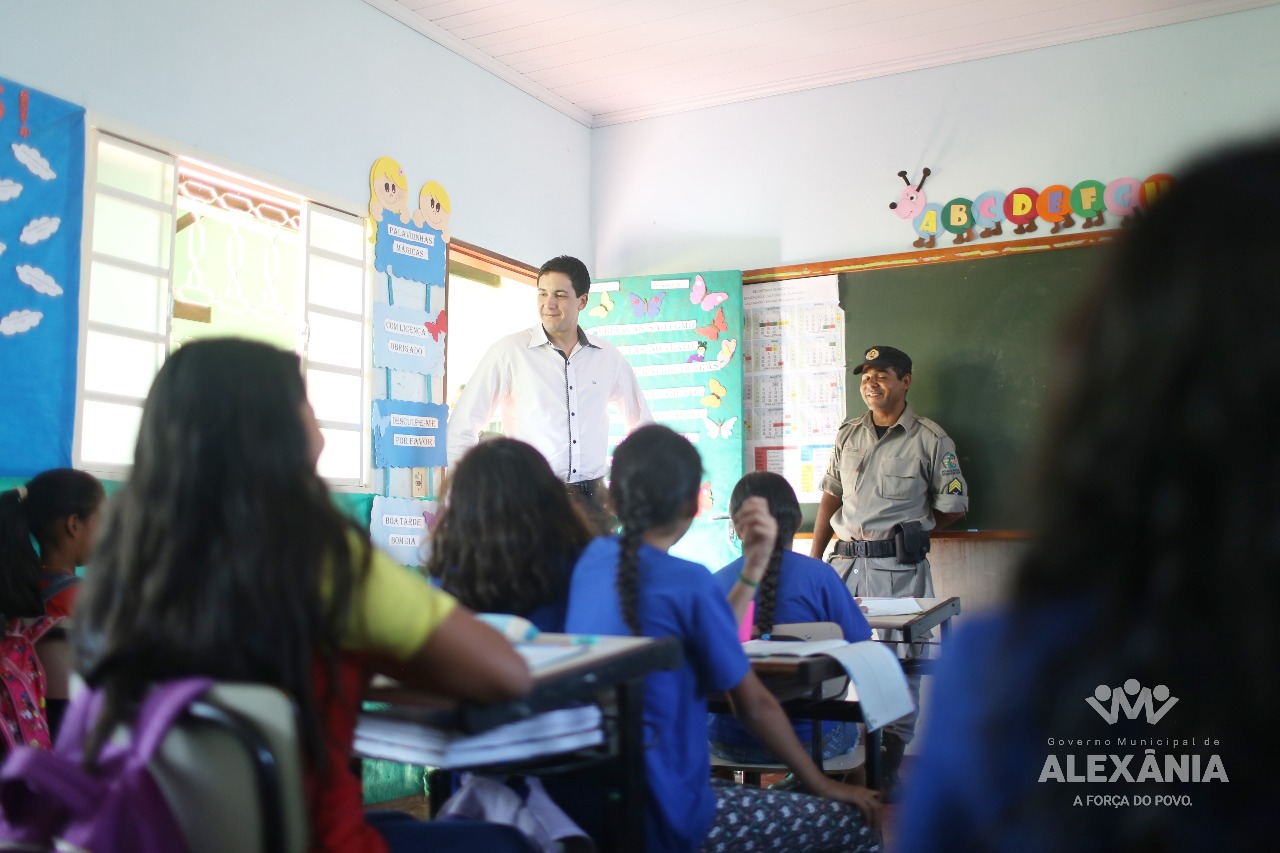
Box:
708;471;873;765
895;142;1279;851
566;425;880;853
425;437;592;632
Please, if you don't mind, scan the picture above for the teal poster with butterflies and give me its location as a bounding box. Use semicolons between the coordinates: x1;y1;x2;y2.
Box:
582;270;744;571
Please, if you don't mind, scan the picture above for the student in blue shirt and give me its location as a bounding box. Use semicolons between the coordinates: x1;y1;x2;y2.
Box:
425;438;593;632
708;471;873;765
566;425;880;853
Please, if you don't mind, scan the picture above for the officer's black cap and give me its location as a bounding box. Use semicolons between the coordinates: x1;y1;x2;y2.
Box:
853;345;912;376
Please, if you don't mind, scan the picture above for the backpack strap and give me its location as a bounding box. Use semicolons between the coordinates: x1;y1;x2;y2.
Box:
39;573;80;604
9;614;64;645
129;678;216;766
53;677;214;764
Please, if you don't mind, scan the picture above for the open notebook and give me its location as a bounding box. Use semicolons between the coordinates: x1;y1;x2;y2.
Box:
742;638;914;732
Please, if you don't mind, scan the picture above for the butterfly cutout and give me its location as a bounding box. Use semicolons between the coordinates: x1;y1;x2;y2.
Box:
696;306;728;340
628;292;666;319
716;338;737;367
701;377;728;408
588;291;615;319
686;341;707;363
704;416;737;439
424;309;448;342
690;274;729;311
698;481;714;512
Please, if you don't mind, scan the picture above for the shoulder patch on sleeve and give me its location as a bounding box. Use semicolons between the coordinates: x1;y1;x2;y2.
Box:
945;477;964;496
942;452;958;472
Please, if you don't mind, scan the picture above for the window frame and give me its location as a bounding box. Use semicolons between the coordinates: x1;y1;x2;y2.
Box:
73;127;374;488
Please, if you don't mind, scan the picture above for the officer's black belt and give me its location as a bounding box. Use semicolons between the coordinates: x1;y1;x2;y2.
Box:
832;539;897;558
566;477;605;497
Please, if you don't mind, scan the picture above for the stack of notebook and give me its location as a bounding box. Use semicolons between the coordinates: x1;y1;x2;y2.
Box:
354;704;604;768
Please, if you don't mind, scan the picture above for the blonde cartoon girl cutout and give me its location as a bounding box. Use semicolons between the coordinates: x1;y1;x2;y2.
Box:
412;180;451;242
369;156;411;224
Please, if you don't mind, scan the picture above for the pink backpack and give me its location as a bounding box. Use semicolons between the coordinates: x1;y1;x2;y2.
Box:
0;575;80;753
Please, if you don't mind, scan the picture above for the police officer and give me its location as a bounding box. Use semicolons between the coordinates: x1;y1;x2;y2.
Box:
809;345;968;796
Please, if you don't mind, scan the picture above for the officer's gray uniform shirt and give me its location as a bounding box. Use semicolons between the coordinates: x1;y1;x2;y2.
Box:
821;404;968;544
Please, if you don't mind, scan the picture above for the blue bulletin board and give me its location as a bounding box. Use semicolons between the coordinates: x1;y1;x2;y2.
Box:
581;271;744;571
0;78;85;476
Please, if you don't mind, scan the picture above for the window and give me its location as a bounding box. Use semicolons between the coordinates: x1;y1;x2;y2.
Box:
75;131;370;484
444;242;538;420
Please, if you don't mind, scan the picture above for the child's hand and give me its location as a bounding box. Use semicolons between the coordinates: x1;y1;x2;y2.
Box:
732;496;777;584
854;596;868;613
812;779;882;830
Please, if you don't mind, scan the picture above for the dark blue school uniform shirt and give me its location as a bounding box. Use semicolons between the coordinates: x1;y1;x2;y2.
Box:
708;550;873;749
566;536;749;853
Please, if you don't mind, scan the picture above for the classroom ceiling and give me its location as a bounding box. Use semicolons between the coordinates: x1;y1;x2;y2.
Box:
365;0;1277;127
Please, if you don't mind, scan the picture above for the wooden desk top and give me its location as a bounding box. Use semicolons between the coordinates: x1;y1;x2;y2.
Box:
864;596;961;643
365;634;681;734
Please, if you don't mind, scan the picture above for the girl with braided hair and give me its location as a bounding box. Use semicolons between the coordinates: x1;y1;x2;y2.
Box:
707;471;871;767
566;424;881;853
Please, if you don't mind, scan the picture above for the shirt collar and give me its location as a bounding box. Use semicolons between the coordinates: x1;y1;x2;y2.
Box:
855;402;917;434
527;325;601;351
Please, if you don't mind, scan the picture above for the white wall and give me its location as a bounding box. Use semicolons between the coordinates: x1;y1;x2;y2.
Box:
590;6;1280;277
1;0;592;266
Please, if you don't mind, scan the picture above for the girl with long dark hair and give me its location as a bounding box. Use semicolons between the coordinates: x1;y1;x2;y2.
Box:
72;338;534;853
566;424;880;853
0;469;102;621
708;471;871;766
425;437;592;631
896;140;1280;852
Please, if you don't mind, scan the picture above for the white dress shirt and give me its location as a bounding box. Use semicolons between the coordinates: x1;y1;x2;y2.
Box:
446;325;653;482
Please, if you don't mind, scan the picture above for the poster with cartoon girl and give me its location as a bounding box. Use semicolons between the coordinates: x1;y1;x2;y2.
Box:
368;157;447;288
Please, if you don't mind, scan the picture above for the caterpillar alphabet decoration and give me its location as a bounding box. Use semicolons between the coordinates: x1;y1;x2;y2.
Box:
890;168;1175;249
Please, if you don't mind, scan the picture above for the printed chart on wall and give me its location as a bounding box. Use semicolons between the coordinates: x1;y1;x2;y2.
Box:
743;276;845;502
581;271;744;571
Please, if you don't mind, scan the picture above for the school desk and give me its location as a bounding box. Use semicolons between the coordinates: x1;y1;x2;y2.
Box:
710;596;963;790
865;596;962;675
361;634;681;853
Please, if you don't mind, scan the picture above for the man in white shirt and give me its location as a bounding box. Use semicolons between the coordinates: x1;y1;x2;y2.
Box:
446;256;653;532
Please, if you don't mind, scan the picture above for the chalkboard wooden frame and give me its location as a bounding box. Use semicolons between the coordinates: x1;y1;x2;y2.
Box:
744;231;1119;534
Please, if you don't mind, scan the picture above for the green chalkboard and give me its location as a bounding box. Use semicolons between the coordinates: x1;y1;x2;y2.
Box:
835;241;1113;531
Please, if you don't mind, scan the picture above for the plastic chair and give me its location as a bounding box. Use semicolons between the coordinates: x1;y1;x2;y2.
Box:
149;683;308;853
769;622;850;700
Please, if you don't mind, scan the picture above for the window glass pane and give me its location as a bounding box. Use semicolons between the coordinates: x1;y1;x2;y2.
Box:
446;274;536;404
309;208;363;260
316;427;362;481
307;368;362;424
87;262;167;334
307;311;362;368
96;139;173;202
307;254;364;315
80;399;143;467
172;203;302;351
92;194;172;269
84;331;163;398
